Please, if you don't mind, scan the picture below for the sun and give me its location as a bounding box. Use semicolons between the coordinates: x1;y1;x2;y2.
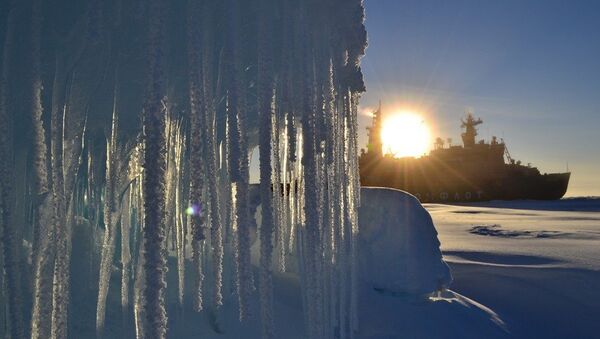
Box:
381;112;431;158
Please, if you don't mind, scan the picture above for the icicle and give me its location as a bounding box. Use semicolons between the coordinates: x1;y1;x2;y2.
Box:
121;188;132;317
289;128;303;253
199;0;224;311
279;116;290;272
173;120;187;307
258;33;274;338
206;105;224;309
96;81;120;337
96;141;117;336
221;109;233;247
165;117;176;255
142;0;169;337
322;59;337;339
129;150;146;339
226;0;254;321
349;92;361;335
29;0;55;336
49;98;68;339
193;240;205;312
234;100;253;321
133;236;146;339
258;0;276;332
187;0;207;313
301;73;322;339
272;107;285;272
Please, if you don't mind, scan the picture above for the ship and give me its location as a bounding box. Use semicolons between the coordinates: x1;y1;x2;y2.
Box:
359;105;571;202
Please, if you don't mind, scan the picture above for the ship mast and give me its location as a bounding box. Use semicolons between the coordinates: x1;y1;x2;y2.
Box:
367;101;383;156
461;112;483;147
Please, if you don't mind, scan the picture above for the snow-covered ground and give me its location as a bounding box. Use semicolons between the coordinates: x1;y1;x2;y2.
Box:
427;198;600;338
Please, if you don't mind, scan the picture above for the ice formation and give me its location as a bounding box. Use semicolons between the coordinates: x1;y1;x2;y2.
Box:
0;0;366;338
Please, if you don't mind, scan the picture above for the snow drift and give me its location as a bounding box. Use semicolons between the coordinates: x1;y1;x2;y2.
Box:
358;188;452;295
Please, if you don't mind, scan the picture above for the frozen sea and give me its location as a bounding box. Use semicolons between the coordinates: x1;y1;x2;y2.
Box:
427;198;600;338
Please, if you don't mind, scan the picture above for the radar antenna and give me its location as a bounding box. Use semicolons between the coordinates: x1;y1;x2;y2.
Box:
461;112;483;147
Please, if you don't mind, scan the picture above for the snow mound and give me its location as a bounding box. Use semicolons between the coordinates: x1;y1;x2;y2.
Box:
358;188;451;295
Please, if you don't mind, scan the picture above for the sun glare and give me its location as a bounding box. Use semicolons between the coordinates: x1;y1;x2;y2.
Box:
381;112;431;158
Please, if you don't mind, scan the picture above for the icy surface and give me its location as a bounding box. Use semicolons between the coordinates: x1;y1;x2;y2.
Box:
428;199;600;338
428;199;600;270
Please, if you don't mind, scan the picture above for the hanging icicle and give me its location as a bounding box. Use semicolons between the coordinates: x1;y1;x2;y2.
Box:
164;114;187;307
187;0;208;313
121;187;132;317
175;124;187;308
96;78;121;336
206;73;225;310
29;0;55;335
142;0;169;337
257;0;277;337
7;0;369;337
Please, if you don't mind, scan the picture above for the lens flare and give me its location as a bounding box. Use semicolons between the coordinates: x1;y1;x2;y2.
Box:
185;204;201;216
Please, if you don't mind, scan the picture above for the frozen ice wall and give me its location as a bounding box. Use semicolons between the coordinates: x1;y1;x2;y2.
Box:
0;0;367;338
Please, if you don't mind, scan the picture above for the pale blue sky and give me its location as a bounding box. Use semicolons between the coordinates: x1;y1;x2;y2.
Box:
358;0;600;196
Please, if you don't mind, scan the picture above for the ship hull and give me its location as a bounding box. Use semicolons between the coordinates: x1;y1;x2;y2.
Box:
359;156;570;203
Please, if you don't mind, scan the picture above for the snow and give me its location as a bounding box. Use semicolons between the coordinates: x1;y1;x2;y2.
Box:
429;199;600;271
428;198;600;338
358;188;451;295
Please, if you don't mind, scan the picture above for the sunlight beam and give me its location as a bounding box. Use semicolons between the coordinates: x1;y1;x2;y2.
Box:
381;112;431;158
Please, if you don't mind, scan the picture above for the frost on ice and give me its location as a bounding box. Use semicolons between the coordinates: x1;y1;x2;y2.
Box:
0;0;366;338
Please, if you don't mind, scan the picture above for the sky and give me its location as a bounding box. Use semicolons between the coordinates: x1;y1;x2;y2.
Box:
358;0;600;196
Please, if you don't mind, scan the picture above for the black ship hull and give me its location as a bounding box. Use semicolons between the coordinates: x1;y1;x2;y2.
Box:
359;156;570;203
